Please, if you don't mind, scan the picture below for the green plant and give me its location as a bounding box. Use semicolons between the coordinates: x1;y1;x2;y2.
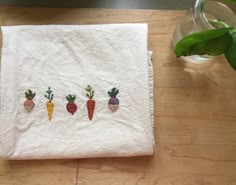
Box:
174;0;236;70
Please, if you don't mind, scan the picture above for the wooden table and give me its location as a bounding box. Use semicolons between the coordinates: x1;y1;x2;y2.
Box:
0;7;236;185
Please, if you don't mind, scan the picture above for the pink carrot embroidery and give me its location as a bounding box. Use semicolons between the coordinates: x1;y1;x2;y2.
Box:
66;94;77;115
108;87;119;112
24;89;36;112
86;85;95;120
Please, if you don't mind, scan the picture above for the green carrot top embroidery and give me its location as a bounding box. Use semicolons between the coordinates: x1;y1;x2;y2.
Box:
108;87;119;98
25;89;36;100
66;94;76;103
44;87;54;103
86;85;95;100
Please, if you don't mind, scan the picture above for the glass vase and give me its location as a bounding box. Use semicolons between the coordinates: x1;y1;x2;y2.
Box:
173;0;236;64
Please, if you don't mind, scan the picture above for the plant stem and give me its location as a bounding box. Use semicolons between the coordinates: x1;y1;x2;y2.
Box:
209;20;230;28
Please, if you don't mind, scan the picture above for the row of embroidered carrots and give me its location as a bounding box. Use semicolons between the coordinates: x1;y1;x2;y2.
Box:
24;85;119;121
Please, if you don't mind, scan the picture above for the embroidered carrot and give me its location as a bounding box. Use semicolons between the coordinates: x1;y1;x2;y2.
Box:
24;89;36;112
108;87;119;112
66;94;77;115
44;87;54;121
86;85;95;120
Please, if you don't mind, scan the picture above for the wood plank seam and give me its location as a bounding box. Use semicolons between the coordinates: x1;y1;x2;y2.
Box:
75;160;79;185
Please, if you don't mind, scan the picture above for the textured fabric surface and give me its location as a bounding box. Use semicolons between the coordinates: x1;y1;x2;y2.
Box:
0;24;154;159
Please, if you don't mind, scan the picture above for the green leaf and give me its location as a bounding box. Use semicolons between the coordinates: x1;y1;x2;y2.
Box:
116;89;119;95
86;93;90;98
225;31;236;70
175;27;234;57
86;85;92;91
71;95;76;102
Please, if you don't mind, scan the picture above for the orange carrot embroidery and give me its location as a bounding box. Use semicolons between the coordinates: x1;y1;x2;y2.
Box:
86;85;95;121
24;89;36;112
66;94;77;115
108;87;119;112
44;87;54;121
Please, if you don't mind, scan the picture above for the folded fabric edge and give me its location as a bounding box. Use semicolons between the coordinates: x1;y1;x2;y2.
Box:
148;51;155;152
0;23;149;29
1;152;154;160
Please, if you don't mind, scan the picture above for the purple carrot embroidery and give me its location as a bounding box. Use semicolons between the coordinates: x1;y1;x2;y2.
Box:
24;89;36;112
108;87;119;112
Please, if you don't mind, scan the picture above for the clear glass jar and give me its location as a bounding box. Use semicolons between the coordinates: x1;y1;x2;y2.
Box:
173;0;236;64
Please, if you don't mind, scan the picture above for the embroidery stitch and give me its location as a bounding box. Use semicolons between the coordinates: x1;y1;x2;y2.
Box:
108;87;119;112
66;94;77;115
86;85;95;121
44;87;54;121
24;89;36;112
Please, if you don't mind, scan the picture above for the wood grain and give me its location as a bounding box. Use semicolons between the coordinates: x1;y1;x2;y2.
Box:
0;159;78;185
0;7;236;185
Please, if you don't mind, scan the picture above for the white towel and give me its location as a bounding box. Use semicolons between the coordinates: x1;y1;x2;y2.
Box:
0;24;154;159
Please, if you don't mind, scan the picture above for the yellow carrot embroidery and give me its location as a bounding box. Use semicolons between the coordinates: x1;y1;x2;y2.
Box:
44;87;54;121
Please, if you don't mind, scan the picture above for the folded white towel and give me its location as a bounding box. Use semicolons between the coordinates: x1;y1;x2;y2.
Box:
0;24;154;159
